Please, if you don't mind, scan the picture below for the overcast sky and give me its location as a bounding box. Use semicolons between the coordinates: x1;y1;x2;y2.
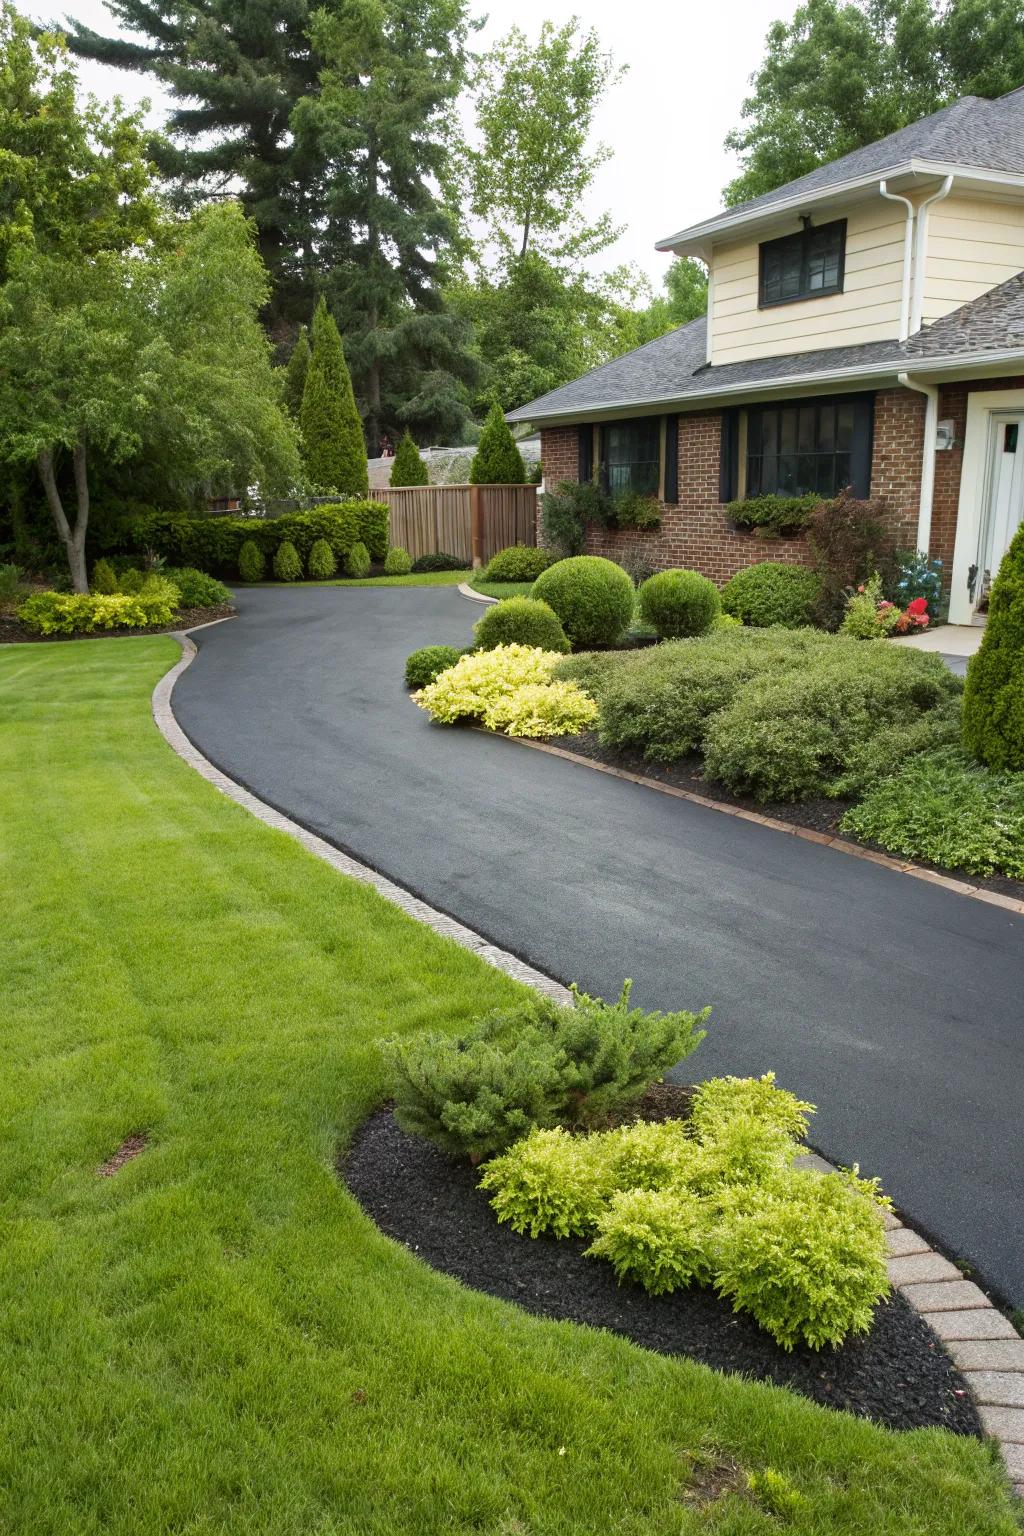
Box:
46;0;800;291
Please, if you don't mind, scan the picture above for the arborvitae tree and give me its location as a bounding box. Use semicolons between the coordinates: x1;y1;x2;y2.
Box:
299;297;368;496
469;403;526;485
284;326;310;417
390;430;428;486
962;524;1024;770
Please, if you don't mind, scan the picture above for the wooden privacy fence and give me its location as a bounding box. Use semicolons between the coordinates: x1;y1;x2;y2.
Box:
369;484;538;566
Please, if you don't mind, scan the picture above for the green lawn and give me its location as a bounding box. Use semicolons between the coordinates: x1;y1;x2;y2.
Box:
0;638;1016;1536
248;568;471;589
468;574;535;599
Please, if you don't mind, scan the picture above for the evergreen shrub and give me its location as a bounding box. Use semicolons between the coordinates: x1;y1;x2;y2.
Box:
473;596;570;653
532;555;635;649
404;645;463;690
721;563;822;628
273;541;302;581
483;545;554;583
345;541;371;578
384;546;412;575
638;569;721;639
238;540;265;583
962;523;1024;769
389;431;429;487
470;402;526;484
307;538;337;580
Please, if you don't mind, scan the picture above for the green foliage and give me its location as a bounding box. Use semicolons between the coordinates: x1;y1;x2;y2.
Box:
638;570;721;640
532;555;635;648
345;541;371;578
552;648;632;703
390;981;708;1163
470;403;527;484
18;575;179;634
807;493;896;629
283;327;310;417
609;491;662;531
238;540;265;583
273;541;302;582
415;643;596;737
0;561;26;605
300;298;368;497
962;523;1024;769
478;1128;613;1237
473;597;570;654
727;494;819;536
118;568;144;595
404;644;463;690
162;567;231;607
586;1187;711;1294
123;501;389;574
307;538;337;580
389;432;429;487
539;480;604;557
411;551;466;572
91;558;119;594
383;546;412;575
485;679;599;738
689;1073;814;1144
721;562;822;628
841;746;1024;879
747;1468;810;1521
483;544;554;582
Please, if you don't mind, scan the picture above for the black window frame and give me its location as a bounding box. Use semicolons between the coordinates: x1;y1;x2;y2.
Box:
742;393;873;501
599;417;661;499
758;219;846;309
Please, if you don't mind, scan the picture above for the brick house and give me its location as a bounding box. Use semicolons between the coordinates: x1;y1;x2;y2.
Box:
506;88;1024;623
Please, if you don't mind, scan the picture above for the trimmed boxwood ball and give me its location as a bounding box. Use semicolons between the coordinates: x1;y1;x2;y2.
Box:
238;540;265;583
721;562;822;628
405;644;462;690
483;544;554;583
962;522;1024;769
345;541;371;578
273;541;302;582
473;596;570;654
384;546;413;575
532;555;635;649
638;569;721;639
307;538;337;580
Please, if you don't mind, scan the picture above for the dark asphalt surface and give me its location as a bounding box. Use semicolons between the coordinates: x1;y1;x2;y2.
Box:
174;586;1024;1305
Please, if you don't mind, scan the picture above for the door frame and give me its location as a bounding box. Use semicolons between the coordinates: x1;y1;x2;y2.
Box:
949;387;1024;624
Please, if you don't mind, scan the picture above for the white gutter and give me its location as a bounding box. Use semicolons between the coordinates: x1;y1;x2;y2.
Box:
879;181;915;341
898;373;939;554
910;174;953;332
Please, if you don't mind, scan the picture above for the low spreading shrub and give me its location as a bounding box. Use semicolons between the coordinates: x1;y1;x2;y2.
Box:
479;1128;613;1237
720;563;821;628
163;567;231;607
18;574;180;635
484;681;597;739
473;597;570;654
91;558;119;594
411;551;466;573
404;644;463;690
552;649;632;703
384;546;412;575
273;541;302;582
586;1186;711;1294
345;541;371;578
688;1073;814;1144
726;494;819;537
637;569;721;639
414;644;597;737
962;523;1024;770
307;538;337;580
483;545;553;583
238;540;265;582
840;746;1024;878
390;982;708;1164
532;555;635;649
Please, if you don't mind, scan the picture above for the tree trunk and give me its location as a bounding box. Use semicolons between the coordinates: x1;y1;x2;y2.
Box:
37;435;90;593
520;199;532;258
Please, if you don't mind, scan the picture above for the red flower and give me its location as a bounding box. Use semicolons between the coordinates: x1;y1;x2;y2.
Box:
907;597;928;616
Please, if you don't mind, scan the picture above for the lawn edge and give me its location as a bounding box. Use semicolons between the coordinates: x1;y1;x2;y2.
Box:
152;630;570;1006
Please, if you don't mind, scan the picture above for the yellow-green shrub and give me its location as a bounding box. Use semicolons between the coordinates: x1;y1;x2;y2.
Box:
484;679;597;738
586;1187;712;1294
479;1129;613;1238
414;643;596;736
689;1073;814;1145
17;584;178;634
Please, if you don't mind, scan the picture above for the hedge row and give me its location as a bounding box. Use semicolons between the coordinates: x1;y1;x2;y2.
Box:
120;503;389;575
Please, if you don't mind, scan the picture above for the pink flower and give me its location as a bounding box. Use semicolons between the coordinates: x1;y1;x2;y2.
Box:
907;597;928;616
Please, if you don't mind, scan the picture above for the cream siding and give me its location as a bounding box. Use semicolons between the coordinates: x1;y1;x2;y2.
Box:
919;195;1024;324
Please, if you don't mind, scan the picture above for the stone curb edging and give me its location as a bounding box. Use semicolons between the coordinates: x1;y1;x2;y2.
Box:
457;580;497;605
795;1152;1023;1493
483;733;1024;918
152;630;571;1010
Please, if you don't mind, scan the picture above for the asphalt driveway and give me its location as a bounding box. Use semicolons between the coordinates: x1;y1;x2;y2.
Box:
173;586;1024;1305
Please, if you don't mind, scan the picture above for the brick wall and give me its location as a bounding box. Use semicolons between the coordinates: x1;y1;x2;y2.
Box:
931;375;1024;575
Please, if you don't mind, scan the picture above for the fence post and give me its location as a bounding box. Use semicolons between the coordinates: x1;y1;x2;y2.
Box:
470;484;484;569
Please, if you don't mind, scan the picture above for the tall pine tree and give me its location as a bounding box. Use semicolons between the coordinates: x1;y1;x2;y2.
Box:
284;326;310;416
299;298;368;496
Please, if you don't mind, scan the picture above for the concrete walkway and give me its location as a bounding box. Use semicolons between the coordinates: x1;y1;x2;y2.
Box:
172;586;1024;1306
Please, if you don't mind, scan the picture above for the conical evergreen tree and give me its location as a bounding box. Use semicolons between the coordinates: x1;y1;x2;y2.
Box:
962;524;1024;769
390;430;428;486
470;403;526;484
284;326;310;417
300;298;368;496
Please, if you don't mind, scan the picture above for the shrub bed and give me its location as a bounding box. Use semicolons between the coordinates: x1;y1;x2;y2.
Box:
473;596;570;653
18;576;181;635
483;545;554;583
532;555;636;649
414;644;597;738
721;562;822;628
118;502;389;575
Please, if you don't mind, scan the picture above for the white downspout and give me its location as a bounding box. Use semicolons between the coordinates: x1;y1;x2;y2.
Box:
899;372;939;555
910;174;953;333
879;181;914;342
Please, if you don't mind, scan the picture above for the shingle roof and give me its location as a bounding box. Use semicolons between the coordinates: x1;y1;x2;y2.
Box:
505;271;1024;423
659;87;1024;247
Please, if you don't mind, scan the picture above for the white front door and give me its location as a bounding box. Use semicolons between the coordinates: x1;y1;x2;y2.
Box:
976;413;1024;607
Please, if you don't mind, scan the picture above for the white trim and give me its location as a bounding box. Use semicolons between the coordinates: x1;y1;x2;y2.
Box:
910;175;953;333
879;181;915;340
949;388;1024;623
899;372;939;553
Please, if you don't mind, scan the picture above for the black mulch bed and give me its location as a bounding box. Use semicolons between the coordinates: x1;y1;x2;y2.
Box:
0;602;235;645
345;1105;983;1438
549;729;1024;904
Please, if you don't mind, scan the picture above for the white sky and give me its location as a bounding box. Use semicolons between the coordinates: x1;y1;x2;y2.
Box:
46;0;799;289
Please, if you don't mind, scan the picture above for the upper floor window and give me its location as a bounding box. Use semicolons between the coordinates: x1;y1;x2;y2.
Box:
603;418;660;497
759;219;846;308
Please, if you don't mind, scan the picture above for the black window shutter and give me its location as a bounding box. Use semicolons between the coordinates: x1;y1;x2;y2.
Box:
663;415;679;504
851;397;874;498
577;425;593;483
719;410;739;502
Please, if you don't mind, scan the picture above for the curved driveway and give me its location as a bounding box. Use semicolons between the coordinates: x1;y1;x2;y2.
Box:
174;586;1024;1304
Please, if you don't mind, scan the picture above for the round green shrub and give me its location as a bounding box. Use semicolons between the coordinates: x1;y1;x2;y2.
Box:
638;569;721;639
345;541;371;578
962;522;1024;769
721;562;821;628
163;567;231;607
483;544;553;583
238;540;265;583
273;540;302;582
307;538;337;580
384;546;413;575
532;555;635;649
91;558;119;595
411;551;465;573
473;596;570;654
405;644;462;690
